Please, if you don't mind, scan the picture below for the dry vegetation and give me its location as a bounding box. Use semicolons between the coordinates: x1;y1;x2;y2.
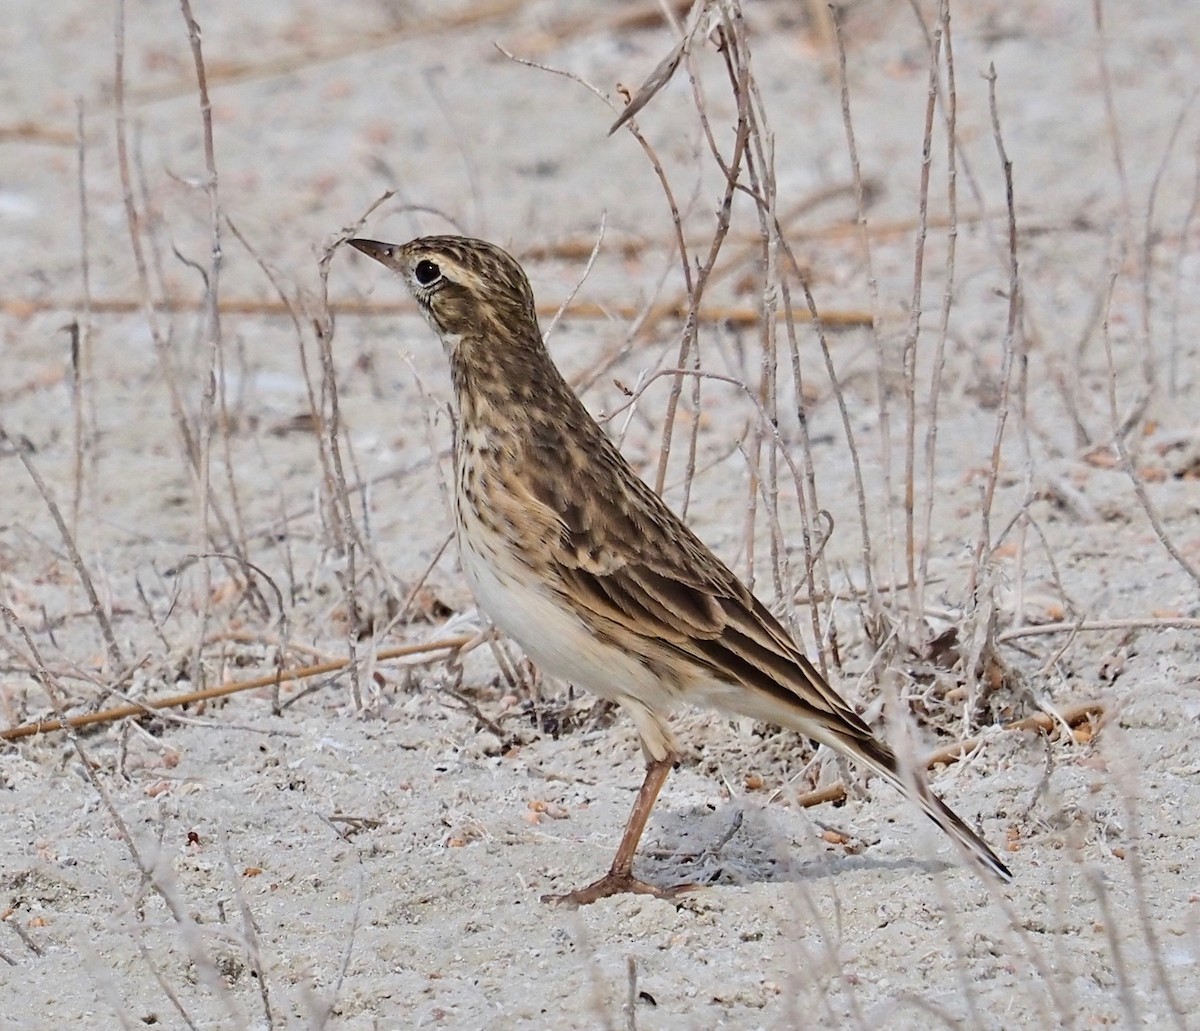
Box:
2;0;1198;1027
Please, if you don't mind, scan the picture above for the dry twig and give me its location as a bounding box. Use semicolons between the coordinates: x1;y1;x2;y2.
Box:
1;635;475;742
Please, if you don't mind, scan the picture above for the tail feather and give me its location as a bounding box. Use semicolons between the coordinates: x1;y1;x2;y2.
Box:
832;732;1013;883
667;595;1012;882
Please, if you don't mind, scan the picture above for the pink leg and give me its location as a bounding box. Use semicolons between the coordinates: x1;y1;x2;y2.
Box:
542;755;700;906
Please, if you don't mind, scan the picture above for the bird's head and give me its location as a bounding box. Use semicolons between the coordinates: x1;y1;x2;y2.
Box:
348;235;540;352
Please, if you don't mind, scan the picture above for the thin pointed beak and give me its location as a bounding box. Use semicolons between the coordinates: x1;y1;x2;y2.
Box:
347;238;399;266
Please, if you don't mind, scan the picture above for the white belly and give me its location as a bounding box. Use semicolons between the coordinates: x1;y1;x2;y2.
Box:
452;444;687;760
460;529;620;690
456;507;678;700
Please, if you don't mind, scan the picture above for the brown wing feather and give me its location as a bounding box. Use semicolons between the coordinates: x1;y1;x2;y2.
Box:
530;426;871;737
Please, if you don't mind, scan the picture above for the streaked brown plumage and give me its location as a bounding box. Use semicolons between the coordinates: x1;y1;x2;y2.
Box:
349;233;1012;904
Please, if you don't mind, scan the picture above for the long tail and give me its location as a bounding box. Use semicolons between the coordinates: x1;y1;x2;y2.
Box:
675;589;1013;880
826;730;1013;882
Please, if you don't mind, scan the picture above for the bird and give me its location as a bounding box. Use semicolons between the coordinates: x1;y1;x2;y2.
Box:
348;233;1013;905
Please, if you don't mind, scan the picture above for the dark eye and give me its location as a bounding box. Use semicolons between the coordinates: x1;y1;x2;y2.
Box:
414;259;441;286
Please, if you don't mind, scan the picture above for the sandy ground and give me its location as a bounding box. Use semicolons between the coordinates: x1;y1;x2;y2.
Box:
2;1;1199;1027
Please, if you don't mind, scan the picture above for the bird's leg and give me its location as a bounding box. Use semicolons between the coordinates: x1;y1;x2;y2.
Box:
542;754;700;906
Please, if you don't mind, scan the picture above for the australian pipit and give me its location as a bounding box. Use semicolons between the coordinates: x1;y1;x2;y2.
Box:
349;234;1013;905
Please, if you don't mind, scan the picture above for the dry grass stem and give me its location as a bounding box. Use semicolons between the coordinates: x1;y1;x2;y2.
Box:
0;634;476;742
0;427;123;672
2;293;874;327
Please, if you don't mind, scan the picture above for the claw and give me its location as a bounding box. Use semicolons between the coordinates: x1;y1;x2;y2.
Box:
542;871;700;907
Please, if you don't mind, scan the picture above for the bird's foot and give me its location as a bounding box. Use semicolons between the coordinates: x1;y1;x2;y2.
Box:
541;870;700;907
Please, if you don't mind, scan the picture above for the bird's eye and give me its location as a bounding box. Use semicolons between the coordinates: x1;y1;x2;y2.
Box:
414;259;441;286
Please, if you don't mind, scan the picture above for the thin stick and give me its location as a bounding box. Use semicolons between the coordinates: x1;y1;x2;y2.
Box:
779;236;879;607
1166;135;1200;395
899;2;944;639
1091;0;1134;251
180;0;227;689
914;0;956;636
315;230;365;705
327;859;366;1023
5;293;873;327
217;833;276;1029
543;214;605;342
779;278;831;672
1088;864;1142;1025
831;6;895;618
999;616;1200;642
1100;277;1200;588
1139;90;1196;401
389;532;455;630
0;635;475;742
723;10;790;620
71;98;94;536
224;215;342;563
964;64;1021;704
0;427;123;671
113;0;244;577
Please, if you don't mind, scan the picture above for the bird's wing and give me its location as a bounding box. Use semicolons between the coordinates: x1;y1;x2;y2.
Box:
538;453;878;744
